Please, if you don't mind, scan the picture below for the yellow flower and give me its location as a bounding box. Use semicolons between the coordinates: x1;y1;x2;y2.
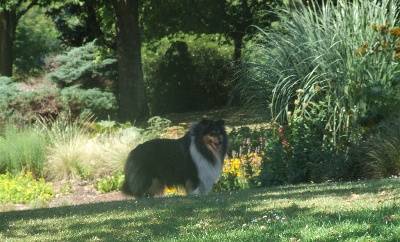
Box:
390;27;400;37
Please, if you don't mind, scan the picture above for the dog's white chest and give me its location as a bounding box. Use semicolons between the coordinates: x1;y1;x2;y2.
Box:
189;137;222;193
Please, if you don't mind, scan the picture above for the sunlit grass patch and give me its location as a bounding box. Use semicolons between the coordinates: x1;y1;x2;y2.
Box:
1;179;398;241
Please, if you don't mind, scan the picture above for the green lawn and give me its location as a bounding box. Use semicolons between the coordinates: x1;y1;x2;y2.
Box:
1;179;399;241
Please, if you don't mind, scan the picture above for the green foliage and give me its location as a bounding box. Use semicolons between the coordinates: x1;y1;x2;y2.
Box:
239;0;399;146
141;1;224;40
364;121;400;178
0;125;46;177
215;126;265;191
143;34;232;115
46;41;117;90
1;84;116;123
0;172;54;204
60;86;117;120
0;77;18;121
143;116;172;139
13;6;62;77
236;0;400;184
94;172;124;193
258;120;352;186
6;87;63;123
221;123;353;187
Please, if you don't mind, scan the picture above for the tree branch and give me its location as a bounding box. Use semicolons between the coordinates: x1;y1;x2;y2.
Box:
16;0;38;20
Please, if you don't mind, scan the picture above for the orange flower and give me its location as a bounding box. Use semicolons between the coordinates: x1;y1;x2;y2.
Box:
390;27;400;37
379;25;388;33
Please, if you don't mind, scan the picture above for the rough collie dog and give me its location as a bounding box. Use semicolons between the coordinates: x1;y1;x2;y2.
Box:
122;119;227;198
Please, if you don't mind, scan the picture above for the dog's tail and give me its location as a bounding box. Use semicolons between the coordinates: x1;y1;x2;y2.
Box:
121;153;149;198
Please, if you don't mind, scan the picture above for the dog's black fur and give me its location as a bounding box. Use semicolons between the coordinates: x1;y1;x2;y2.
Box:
122;119;227;198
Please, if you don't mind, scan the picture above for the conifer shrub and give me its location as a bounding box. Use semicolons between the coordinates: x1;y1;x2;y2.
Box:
46;40;117;90
143;34;232;115
1;85;116;123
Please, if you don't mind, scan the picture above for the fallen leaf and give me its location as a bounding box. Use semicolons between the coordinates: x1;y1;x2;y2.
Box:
347;193;359;202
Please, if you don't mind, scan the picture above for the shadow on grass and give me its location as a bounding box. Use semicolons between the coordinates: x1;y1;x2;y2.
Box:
1;179;399;241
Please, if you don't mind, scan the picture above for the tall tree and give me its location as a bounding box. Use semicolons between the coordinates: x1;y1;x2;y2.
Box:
113;0;149;122
0;0;38;76
47;0;149;122
142;0;280;64
222;0;280;65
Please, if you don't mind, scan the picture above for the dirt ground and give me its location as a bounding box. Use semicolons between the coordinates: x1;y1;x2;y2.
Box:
12;181;132;211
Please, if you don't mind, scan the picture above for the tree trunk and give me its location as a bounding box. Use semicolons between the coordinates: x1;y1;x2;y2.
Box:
232;32;244;66
113;0;149;122
0;11;15;77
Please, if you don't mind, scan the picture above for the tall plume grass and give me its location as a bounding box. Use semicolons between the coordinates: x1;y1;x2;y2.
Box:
36;116;141;181
238;0;399;146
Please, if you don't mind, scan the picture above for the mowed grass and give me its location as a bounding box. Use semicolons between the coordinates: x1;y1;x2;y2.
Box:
1;179;399;241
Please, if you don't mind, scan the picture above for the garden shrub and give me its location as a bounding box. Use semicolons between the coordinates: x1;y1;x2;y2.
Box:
236;0;400;184
7;88;63;123
0;77;18;123
60;86;117;120
94;172;124;193
214;126;265;191
143;34;232;115
364;118;400;178
0;78;117;124
46;40;117;90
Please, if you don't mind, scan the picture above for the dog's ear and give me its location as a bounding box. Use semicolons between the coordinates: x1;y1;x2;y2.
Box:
217;119;225;127
200;118;212;127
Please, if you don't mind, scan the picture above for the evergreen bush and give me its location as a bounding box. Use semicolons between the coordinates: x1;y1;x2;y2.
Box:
0;77;18;123
143;34;232;115
46;40;117;90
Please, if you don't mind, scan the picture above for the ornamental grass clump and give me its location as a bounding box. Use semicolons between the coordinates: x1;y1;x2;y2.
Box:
38;116;141;181
239;0;399;145
236;0;400;184
0;125;46;178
